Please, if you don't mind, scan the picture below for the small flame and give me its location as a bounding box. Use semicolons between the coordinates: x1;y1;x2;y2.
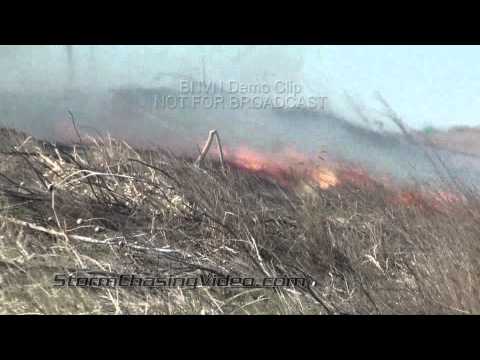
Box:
230;147;273;172
310;167;338;189
224;146;339;189
391;189;463;213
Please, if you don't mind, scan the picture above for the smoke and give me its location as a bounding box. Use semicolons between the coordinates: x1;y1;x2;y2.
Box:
1;45;480;187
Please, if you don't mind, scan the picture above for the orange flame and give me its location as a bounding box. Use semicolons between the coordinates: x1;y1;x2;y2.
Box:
310;167;338;189
218;145;462;211
229;147;276;172
224;146;339;189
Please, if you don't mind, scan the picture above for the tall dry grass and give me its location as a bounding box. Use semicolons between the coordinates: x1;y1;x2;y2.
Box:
0;125;478;314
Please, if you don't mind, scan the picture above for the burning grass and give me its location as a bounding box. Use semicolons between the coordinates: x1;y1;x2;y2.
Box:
0;127;479;314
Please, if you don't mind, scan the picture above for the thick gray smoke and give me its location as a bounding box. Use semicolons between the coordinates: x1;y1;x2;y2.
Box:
1;45;479;187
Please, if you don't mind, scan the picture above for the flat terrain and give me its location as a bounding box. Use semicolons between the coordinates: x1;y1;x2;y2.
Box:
424;126;480;157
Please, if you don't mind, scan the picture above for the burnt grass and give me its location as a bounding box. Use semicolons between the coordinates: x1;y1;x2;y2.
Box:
0;127;479;314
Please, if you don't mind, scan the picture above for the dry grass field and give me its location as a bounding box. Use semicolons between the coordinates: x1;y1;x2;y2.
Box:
0;126;479;314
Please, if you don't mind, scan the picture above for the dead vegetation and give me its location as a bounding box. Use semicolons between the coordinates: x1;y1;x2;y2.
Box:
0;126;479;314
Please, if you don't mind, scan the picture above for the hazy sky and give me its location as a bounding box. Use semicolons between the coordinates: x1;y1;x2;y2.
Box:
316;45;480;130
1;45;479;130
